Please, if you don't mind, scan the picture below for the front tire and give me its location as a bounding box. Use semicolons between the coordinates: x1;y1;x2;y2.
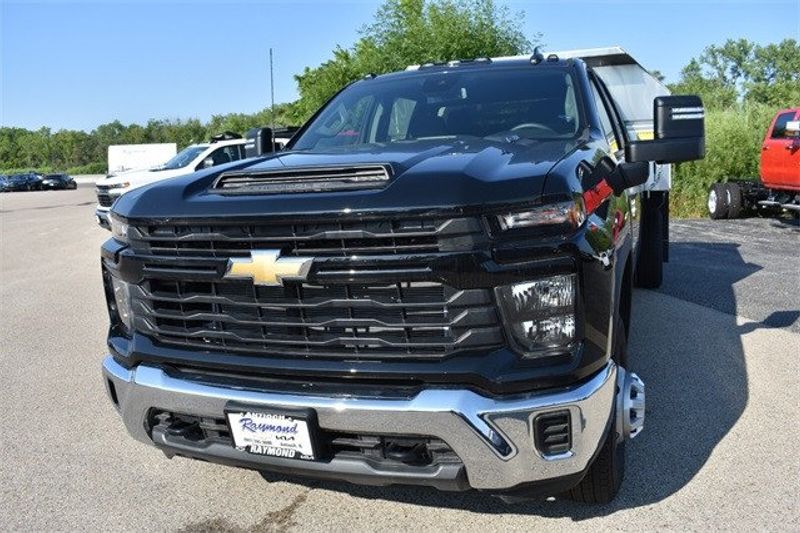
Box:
567;320;628;504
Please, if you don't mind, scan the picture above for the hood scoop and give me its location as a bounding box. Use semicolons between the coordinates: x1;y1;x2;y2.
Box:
212;164;392;195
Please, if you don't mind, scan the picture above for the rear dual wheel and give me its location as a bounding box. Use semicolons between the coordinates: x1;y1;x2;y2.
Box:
708;182;744;219
726;183;743;218
635;193;664;289
708;183;729;219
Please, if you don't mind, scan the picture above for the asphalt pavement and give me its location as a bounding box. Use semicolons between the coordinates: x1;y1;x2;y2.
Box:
1;186;798;531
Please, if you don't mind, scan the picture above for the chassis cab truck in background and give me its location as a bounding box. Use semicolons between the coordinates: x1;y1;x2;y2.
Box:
101;47;704;503
708;107;800;219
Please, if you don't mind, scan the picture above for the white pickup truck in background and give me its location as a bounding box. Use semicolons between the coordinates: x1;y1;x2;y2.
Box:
95;129;298;229
95;136;248;228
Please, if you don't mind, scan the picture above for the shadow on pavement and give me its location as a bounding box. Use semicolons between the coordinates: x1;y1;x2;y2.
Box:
258;242;762;519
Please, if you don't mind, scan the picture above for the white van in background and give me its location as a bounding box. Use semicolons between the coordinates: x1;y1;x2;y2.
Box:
107;143;177;176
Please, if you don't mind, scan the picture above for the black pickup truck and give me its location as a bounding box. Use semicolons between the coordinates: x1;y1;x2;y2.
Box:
101;50;704;503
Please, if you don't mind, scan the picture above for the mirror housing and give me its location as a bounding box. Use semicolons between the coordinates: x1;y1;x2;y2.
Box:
201;157;214;169
786;120;800;138
244;127;275;158
626;95;705;164
606;161;650;195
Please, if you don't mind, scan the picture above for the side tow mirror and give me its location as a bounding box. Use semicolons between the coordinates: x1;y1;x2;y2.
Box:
244;127;275;158
786;120;800;138
606;161;650;195
626;95;705;164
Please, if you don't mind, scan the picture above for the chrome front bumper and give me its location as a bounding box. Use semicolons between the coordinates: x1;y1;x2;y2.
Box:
102;356;618;491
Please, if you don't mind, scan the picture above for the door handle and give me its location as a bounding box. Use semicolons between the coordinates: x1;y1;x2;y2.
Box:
762;146;769;151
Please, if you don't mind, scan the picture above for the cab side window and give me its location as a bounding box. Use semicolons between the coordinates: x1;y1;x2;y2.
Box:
590;81;620;153
771;111;797;139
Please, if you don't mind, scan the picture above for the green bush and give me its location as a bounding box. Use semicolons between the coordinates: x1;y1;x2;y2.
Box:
670;104;775;217
66;162;107;175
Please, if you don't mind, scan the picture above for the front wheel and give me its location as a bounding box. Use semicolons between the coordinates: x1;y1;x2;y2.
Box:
567;320;628;503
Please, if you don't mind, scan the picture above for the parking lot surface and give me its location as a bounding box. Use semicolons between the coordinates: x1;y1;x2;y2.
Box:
1;187;798;531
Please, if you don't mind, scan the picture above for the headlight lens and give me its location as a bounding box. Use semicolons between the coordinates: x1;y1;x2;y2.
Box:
495;274;576;357
111;277;133;332
497;200;585;231
110;215;129;243
106;182;130;189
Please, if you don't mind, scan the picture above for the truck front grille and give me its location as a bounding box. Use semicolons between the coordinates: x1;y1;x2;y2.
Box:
96;186;114;207
127;215;502;361
134;279;502;360
128;216;486;258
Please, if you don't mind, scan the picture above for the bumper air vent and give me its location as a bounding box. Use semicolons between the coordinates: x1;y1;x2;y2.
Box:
534;410;572;456
213;165;391;194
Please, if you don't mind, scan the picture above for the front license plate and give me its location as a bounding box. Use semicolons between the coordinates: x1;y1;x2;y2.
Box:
226;410;316;460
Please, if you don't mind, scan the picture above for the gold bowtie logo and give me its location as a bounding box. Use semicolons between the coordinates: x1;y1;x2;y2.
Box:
224;250;314;286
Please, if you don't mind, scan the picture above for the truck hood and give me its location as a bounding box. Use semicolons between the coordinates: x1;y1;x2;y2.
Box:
114;137;581;220
96;166;187;187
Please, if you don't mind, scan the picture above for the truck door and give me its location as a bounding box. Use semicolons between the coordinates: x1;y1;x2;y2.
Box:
588;75;637;250
761;109;800;190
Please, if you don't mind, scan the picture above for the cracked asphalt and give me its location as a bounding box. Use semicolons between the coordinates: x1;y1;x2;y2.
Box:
1;187;798;531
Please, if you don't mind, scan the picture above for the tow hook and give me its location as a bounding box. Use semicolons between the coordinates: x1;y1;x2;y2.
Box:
616;367;646;441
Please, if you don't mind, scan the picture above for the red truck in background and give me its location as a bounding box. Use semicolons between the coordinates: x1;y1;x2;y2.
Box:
708;107;800;219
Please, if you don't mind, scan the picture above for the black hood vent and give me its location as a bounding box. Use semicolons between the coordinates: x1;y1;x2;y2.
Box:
213;164;391;194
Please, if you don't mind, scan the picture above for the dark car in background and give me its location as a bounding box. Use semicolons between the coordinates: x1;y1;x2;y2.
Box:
0;175;9;192
41;173;77;190
5;172;44;191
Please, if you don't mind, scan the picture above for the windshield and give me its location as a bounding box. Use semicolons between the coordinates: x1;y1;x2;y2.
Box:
292;67;582;152
159;145;207;170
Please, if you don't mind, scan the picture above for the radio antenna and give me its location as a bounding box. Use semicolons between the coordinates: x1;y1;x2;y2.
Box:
269;48;276;146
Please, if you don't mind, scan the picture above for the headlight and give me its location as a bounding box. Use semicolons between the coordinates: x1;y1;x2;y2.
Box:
106;182;130;189
495;274;576;357
110;277;133;332
110;215;129;243
497;200;584;231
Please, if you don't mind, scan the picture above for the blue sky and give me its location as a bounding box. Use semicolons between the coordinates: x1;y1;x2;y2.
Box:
2;0;798;131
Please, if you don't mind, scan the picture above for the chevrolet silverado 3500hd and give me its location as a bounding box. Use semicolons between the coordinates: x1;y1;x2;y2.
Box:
101;48;704;503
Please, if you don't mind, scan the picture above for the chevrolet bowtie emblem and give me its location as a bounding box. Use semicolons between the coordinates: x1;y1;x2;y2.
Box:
224;250;314;286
